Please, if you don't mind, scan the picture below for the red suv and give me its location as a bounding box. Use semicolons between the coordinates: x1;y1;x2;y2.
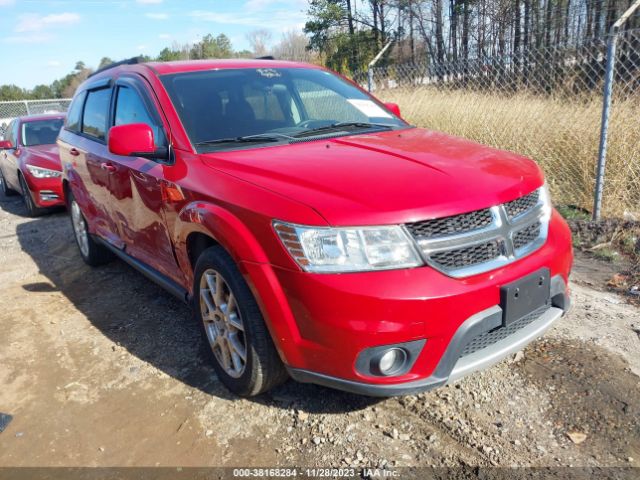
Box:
58;59;573;397
0;113;66;216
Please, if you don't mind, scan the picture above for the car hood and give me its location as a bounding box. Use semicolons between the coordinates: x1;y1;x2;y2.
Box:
201;128;544;226
24;144;62;171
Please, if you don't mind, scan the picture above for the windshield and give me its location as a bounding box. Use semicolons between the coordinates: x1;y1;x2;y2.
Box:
22;118;64;147
161;67;408;152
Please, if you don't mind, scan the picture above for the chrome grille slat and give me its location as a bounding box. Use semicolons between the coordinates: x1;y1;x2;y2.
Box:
406;209;493;239
405;188;549;278
513;223;542;250
505;190;540;219
430;240;504;269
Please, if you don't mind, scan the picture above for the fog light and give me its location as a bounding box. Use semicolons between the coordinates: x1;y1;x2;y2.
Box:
39;191;59;201
377;348;407;376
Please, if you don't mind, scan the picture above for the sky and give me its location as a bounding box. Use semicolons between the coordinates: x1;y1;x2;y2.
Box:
0;0;309;89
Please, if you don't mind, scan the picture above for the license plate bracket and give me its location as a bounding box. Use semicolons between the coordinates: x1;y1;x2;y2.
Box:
501;268;551;326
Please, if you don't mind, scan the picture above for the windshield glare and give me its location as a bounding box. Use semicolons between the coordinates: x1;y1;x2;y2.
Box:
161;68;407;151
22;118;64;147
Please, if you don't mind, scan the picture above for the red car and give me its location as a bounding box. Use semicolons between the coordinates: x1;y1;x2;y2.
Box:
58;59;573;397
0;113;66;216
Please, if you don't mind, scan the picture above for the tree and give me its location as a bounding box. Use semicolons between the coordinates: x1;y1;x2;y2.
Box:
0;85;28;101
190;33;234;59
305;0;372;72
31;84;54;99
247;29;272;57
98;57;114;69
272;30;317;62
157;47;183;62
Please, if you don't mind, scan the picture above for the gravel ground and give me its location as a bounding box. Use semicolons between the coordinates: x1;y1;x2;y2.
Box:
0;194;638;470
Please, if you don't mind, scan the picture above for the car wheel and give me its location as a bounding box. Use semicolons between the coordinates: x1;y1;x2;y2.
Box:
68;190;113;266
19;174;44;217
0;169;18;197
194;246;288;396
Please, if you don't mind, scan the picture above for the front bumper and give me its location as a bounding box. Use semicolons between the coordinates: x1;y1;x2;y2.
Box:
22;172;65;207
242;210;573;395
288;279;568;396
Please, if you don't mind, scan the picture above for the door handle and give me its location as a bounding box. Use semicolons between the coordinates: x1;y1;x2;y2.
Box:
100;162;116;173
69;148;80;157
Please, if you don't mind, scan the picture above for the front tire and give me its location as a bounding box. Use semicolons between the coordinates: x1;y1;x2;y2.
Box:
68;190;113;266
19;174;45;217
194;246;287;396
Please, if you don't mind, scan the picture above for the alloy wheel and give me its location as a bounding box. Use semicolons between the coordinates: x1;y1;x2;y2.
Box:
199;268;247;378
70;200;90;258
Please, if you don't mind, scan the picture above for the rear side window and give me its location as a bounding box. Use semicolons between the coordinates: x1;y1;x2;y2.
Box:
82;88;111;141
65;91;86;133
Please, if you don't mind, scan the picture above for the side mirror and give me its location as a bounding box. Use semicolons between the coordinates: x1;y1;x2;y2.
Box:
384;102;402;118
108;123;156;157
0;140;13;150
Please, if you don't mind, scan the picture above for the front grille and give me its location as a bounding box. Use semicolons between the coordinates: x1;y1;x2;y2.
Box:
430;240;503;269
505;190;540;219
406;188;547;277
513;223;542;250
460;304;550;357
406;209;493;239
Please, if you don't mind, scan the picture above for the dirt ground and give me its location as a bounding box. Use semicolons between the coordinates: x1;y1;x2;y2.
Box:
0;193;638;471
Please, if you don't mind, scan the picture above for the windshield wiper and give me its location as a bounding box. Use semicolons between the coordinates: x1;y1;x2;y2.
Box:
195;132;294;147
293;122;393;138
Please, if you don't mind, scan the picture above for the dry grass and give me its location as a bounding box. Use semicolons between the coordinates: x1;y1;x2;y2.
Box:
376;88;640;217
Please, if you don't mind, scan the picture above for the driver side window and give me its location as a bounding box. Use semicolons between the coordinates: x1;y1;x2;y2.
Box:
114;85;166;148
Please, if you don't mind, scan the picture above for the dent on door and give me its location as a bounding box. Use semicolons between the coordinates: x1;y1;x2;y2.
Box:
110;156;182;283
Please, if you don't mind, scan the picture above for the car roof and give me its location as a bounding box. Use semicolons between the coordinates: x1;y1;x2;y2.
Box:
87;59;323;83
146;59;321;75
17;113;66;123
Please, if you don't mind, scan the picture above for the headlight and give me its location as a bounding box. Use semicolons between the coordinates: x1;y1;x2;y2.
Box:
274;221;423;273
26;165;62;179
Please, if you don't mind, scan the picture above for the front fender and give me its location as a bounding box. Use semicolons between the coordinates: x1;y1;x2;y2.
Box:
174;201;271;283
174;201;307;364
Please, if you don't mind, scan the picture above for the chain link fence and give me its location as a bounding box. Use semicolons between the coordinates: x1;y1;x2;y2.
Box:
364;28;640;219
1;28;638;219
0;99;71;138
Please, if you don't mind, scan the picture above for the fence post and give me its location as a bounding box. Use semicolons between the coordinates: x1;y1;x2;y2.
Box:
367;39;394;93
23;100;30;115
592;0;640;220
593;33;618;221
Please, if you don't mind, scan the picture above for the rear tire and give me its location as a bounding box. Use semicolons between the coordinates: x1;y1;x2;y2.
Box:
68;190;113;266
0;169;18;197
193;246;288;396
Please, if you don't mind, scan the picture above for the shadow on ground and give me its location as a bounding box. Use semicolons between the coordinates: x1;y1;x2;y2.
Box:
14;212;380;414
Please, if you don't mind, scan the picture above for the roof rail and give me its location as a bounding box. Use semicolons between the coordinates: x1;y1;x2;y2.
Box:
255;55;275;60
89;56;145;78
